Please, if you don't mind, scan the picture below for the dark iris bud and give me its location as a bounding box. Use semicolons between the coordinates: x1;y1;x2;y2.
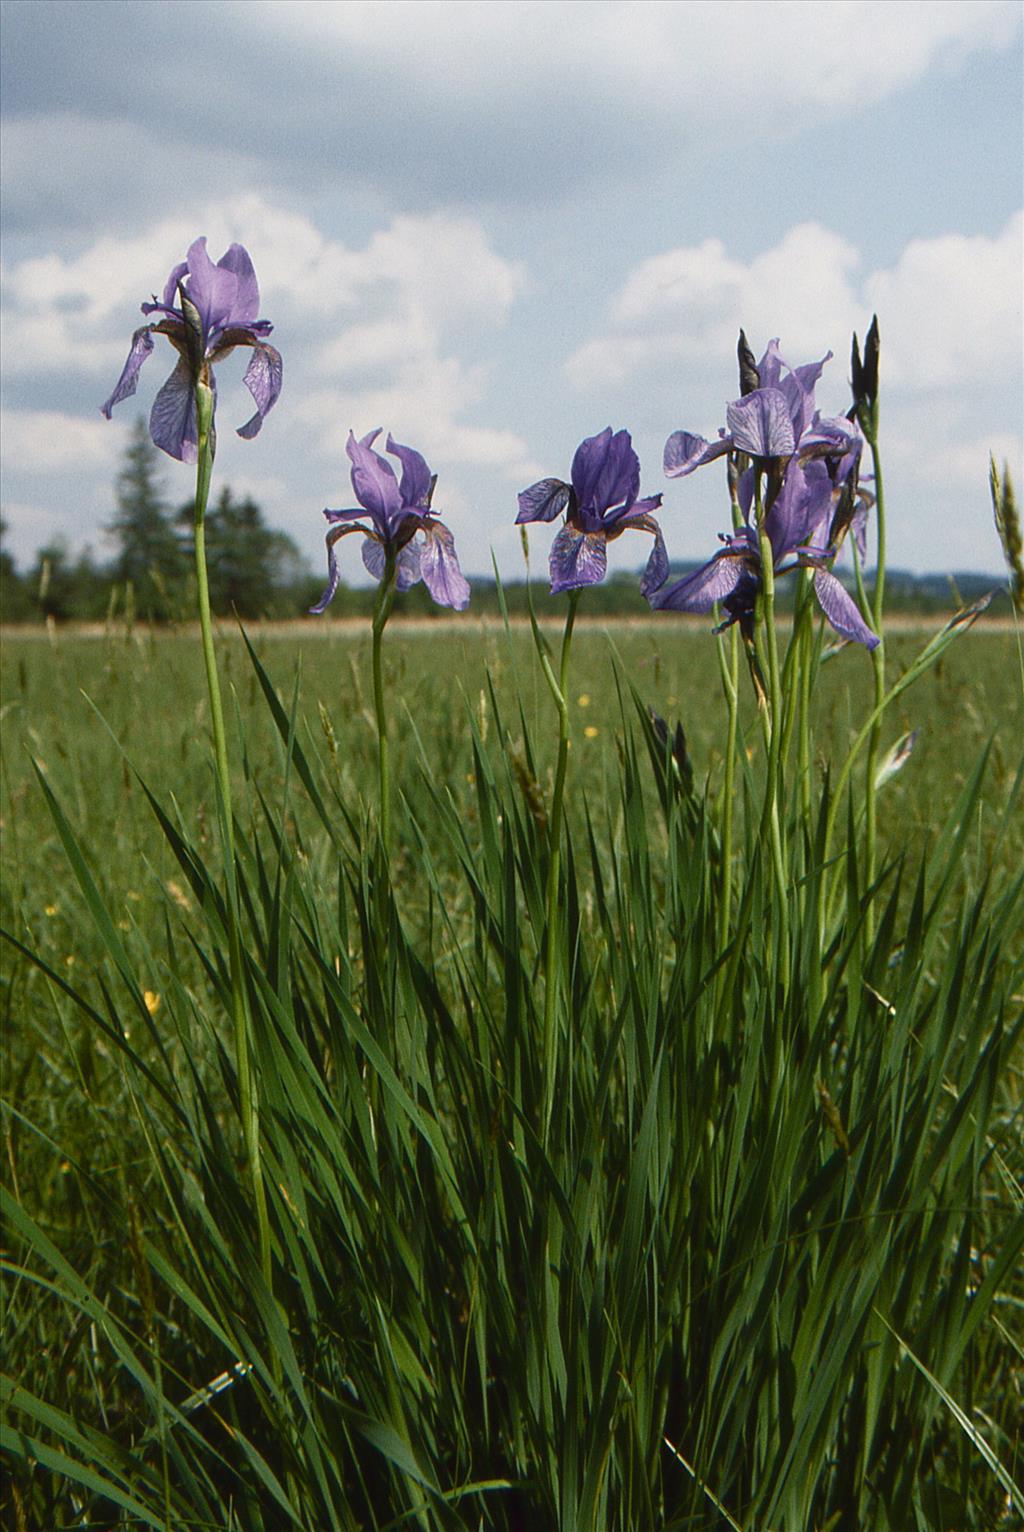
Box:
851;315;880;434
737;329;760;396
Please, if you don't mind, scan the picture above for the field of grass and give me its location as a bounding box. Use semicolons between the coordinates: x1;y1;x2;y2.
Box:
2;616;1023;1530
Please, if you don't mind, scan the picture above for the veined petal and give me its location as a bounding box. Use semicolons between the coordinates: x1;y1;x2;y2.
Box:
650;550;747;613
571;428;639;520
236;342;282;439
727;389;795;458
813;568;879;647
664;430;730;478
101;326;155;417
420;522;471;609
516;478;571;524
386;434;433;509
149;357;198;463
549;524;607;593
347;429;401;528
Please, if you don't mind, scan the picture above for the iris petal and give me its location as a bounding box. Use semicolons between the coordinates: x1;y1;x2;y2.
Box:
101;326;155;418
813;569;879;648
149;357;198;463
549;524;607;593
420;523;471;609
237;343;283;440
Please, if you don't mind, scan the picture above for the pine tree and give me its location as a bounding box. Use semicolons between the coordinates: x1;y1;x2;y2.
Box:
179;486;307;617
107;418;186;620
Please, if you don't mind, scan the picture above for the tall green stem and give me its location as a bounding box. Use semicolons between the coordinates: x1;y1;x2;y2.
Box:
371;558;397;849
541;590;580;1140
863;433;887;930
719;624;740;943
192;384;271;1291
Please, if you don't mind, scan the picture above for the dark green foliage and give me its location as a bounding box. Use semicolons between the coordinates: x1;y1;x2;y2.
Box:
107;418;188;621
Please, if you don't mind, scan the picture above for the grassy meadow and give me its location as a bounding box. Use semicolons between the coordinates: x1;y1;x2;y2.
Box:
2;615;1023;1530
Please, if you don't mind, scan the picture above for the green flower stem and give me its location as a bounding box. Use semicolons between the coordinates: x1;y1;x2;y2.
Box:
757;526;789;892
191;385;271;1292
715;620;740;945
863;432;888;932
541;589;580;1141
370;557;398;849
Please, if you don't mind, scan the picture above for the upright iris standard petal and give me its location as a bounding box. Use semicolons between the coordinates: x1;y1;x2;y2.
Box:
100;237;281;461
519;427;663;596
386;434;434;511
312;432;470;614
346;430;402;529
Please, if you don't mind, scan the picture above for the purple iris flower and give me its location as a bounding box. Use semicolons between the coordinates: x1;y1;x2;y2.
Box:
664;338;834;479
650;457;878;648
516;427;666;596
310;430;470;613
101;237;282;463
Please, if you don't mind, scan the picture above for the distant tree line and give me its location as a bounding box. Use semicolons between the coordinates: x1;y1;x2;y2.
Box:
0;418;1006;625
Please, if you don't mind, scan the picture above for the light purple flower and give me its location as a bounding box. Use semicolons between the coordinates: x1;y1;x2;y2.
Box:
650;458;878;648
663;338;832;480
516;427;666;596
101;238;282;463
310;430;470;613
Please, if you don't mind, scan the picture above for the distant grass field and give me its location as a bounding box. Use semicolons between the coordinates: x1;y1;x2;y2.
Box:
3;620;1022;915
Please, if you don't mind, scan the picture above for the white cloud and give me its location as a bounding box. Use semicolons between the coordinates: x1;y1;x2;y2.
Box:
566;212;1023;397
1;409;121;473
250;0;1019;121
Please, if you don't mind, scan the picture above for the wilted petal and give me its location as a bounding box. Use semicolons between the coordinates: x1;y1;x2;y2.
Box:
571;428;639;521
650;550;746;613
639;521;669;599
851;500;869;563
420;522;470;609
727;389;795;458
386;433;434;509
149;357;198;462
101;326;155;417
310;523;361;614
664;430;731;478
236;342;282;439
549;524;607;592
347;429;401;527
813;568;878;647
516;478;572;524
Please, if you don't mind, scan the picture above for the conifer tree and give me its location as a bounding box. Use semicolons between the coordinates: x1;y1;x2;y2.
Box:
107;417;186;619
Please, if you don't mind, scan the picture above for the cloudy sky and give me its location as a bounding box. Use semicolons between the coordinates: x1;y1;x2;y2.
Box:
2;0;1021;587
